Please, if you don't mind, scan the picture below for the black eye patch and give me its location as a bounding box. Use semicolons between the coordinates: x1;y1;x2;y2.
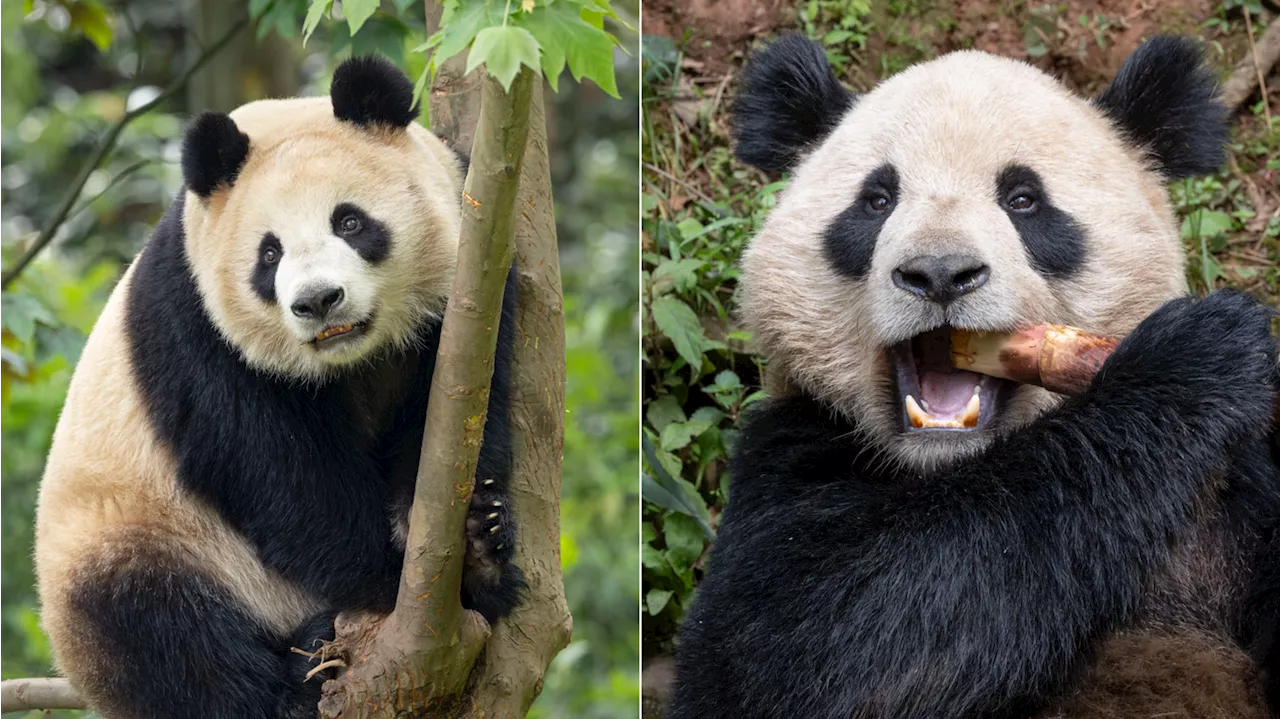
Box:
823;163;899;280
996;165;1086;278
251;233;281;303
331;203;390;264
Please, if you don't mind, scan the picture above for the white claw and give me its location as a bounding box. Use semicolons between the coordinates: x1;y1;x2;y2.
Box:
490;525;501;533
493;500;503;507
487;512;499;520
483;479;495;485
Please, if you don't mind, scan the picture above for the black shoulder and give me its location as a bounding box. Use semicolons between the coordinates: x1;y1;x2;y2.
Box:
733;34;855;173
1093;35;1228;179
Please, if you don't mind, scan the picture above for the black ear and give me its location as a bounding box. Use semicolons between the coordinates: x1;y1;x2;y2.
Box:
181;112;250;198
331;55;417;128
733;35;855;173
1093;36;1228;179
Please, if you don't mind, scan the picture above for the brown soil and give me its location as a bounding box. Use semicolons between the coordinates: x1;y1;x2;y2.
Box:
642;0;790;76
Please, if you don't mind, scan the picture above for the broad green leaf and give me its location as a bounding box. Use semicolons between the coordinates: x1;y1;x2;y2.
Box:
343;0;380;35
676;217;703;239
650;258;703;296
646;588;673;615
466;26;542;90
646;394;686;433
67;0;112;50
1;293;56;344
659;419;713;452
302;0;333;45
663;513;707;572
513;2;619;96
411;64;432;115
425;1;507;70
642;435;714;538
391;0;418;10
650;296;708;370
1181;208;1234;240
689;406;725;424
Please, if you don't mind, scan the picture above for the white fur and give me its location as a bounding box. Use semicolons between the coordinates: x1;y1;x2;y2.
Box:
741;51;1187;471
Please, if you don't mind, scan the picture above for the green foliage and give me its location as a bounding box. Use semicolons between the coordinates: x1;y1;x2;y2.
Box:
301;0;628;99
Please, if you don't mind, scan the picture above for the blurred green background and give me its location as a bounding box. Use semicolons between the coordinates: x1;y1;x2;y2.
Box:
0;1;639;717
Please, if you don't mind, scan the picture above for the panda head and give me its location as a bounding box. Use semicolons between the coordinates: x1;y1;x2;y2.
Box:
178;55;465;381
735;36;1228;471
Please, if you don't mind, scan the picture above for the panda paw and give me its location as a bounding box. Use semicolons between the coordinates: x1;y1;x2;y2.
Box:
462;478;524;622
1095;289;1277;436
277;611;339;719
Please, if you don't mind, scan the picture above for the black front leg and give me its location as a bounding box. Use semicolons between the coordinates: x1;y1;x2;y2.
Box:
671;290;1278;719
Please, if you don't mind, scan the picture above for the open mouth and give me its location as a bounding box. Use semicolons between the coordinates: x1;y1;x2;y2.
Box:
311;319;370;346
890;326;1012;432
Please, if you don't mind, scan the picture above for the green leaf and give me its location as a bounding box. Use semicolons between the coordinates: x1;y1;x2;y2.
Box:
689;406;725;424
66;0;113;50
650;258;703;296
391;0;418;9
34;324;85;366
650;296;709;369
642;435;714;538
646;588;673;615
422;0;502;67
302;0;333;45
1181;209;1234;240
646;394;686;433
663;513;707;572
2;293;56;344
466;26;542;90
512;2;619;97
676;217;703;239
659;419;713;451
342;0;380;35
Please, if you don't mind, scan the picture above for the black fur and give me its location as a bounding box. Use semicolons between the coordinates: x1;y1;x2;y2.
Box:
996;165;1087;278
1093;36;1229;179
114;196;521;716
252;233;282;303
733;35;855;173
823;163;898;279
330;55;417;129
331;202;391;264
182;111;250;197
670;289;1280;718
66;536;304;719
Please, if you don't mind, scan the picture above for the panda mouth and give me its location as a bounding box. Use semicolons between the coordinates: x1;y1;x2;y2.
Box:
311;319;370;345
890;326;1010;432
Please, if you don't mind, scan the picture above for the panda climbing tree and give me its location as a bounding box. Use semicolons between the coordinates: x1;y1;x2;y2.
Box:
0;2;626;718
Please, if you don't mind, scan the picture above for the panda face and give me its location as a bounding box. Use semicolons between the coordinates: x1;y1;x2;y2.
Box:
183;124;462;381
736;39;1225;471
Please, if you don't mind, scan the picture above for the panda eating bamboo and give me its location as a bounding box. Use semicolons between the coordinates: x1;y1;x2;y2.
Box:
670;36;1280;718
34;56;523;719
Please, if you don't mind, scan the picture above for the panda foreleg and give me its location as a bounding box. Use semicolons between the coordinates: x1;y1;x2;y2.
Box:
462;475;526;623
58;534;328;719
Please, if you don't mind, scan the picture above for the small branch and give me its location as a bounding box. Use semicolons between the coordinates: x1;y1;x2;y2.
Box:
0;6;258;290
1245;11;1273;126
1;678;85;713
1221;15;1280;112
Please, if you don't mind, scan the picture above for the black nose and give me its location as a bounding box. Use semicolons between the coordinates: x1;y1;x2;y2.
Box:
291;287;344;319
892;254;990;304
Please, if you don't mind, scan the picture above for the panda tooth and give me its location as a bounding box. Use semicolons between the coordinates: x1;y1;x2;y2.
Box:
959;393;981;428
904;395;929;428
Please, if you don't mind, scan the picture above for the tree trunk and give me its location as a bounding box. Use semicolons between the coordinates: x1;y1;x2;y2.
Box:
187;0;298;112
319;66;568;718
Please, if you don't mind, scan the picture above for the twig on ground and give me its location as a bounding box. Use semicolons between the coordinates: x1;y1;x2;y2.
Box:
1221;14;1280;111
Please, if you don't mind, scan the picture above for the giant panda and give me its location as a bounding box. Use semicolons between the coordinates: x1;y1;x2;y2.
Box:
669;35;1280;719
34;55;523;719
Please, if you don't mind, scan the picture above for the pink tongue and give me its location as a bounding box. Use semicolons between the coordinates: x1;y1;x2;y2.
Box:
919;370;978;415
914;329;977;416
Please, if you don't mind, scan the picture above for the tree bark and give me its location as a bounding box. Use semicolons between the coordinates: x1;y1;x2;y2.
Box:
425;1;483;154
0;678;85;713
318;68;538;719
461;78;573;719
